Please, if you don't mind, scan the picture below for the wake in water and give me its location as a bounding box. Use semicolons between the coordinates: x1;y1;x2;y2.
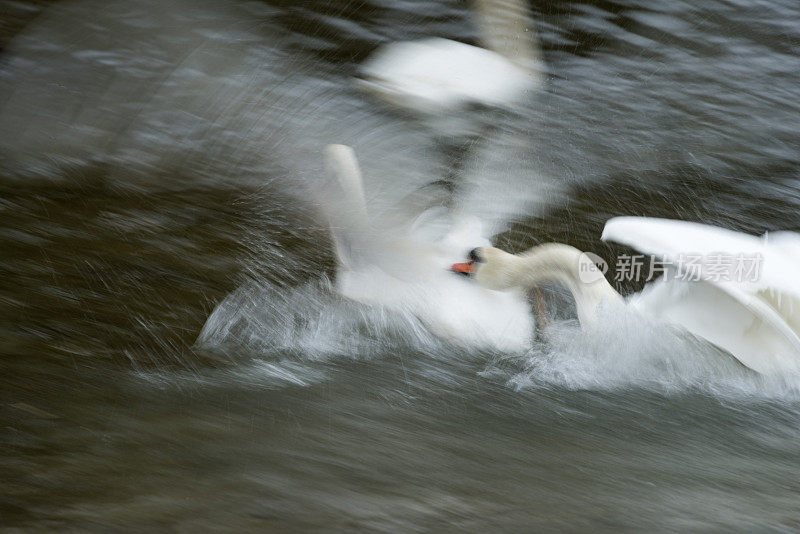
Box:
194;163;800;399
195;262;800;400
504;308;800;400
197;278;439;361
191;273;507;392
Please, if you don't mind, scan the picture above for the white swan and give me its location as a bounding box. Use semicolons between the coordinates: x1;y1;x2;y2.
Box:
451;217;800;375
324;144;534;352
357;0;543;117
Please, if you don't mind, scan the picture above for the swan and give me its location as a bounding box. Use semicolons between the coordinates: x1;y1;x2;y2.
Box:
323;144;534;352
451;217;800;375
357;0;543;117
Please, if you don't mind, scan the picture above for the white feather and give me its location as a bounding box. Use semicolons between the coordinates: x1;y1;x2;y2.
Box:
603;217;800;374
324;144;534;352
357;0;543;117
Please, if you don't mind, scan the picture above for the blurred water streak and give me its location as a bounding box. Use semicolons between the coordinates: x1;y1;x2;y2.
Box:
2;0;800;531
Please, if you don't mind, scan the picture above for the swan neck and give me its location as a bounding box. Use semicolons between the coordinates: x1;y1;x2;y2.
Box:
470;0;541;68
507;244;621;325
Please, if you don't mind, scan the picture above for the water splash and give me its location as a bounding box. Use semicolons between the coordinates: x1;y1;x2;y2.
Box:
507;307;800;400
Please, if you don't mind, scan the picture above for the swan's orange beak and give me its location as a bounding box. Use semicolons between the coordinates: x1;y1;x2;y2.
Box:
450;261;475;276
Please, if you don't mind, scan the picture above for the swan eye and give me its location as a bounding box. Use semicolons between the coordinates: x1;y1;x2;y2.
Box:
468;248;483;263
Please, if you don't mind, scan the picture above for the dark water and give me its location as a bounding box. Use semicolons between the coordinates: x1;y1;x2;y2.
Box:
3;0;800;531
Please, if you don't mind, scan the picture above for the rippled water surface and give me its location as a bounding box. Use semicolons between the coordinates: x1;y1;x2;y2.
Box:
3;0;800;531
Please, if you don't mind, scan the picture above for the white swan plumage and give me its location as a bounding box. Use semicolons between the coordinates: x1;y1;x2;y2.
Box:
324;144;534;352
603;217;800;375
453;217;800;375
357;0;543;116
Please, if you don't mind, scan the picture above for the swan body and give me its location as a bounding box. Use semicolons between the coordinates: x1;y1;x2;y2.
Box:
358;38;536;116
357;0;543;117
324;144;534;352
457;218;800;374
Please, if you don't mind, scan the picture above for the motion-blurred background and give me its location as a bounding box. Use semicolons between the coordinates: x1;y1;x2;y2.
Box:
2;1;800;531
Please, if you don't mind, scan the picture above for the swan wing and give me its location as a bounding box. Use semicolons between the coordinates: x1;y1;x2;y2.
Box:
604;216;800;373
324;144;369;270
602;218;800;300
632;279;800;374
601;216;763;259
601;217;800;301
324;144;367;223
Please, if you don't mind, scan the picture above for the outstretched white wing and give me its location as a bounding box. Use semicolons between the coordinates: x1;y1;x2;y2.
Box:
602;216;800;374
324;144;369;270
602;217;763;260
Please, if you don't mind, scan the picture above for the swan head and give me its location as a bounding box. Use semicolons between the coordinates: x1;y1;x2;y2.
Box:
450;246;520;291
